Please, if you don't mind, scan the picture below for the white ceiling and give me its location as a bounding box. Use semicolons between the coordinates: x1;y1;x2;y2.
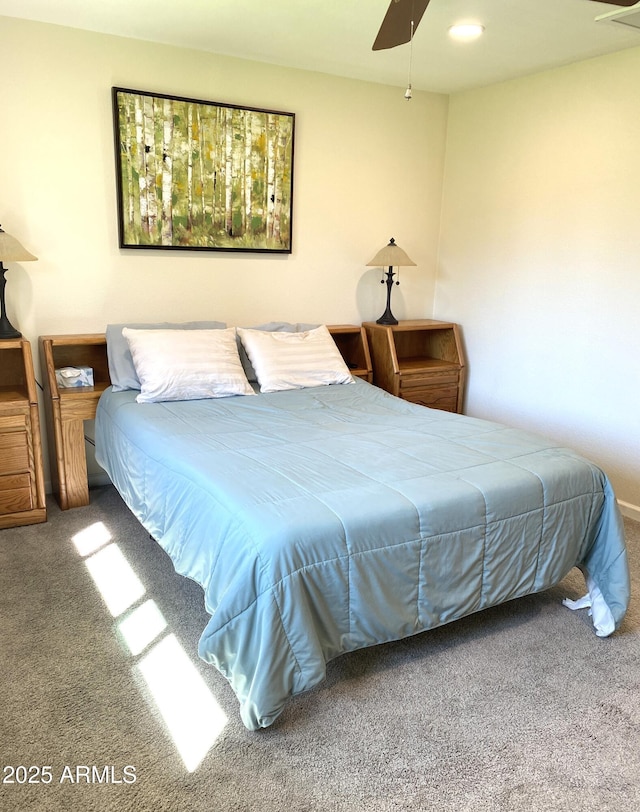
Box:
1;0;640;94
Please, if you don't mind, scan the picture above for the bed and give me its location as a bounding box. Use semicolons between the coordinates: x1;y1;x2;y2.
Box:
94;323;630;730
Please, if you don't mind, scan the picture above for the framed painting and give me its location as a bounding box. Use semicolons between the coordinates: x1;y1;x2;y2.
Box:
112;87;295;253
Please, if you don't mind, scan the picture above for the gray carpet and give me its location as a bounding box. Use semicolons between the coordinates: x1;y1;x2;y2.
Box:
1;485;638;812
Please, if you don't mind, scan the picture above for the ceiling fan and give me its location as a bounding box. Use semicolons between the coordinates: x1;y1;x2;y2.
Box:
372;0;640;51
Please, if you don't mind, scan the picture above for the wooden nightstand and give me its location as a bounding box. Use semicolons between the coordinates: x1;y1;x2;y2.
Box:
39;334;110;510
0;338;47;528
363;320;465;413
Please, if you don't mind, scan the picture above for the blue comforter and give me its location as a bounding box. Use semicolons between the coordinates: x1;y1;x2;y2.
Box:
95;379;629;730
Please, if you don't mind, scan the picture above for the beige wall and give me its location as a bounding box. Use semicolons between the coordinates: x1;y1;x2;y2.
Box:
437;47;640;511
2;16;448;340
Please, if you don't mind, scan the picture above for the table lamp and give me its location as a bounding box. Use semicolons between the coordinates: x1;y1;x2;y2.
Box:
366;237;416;325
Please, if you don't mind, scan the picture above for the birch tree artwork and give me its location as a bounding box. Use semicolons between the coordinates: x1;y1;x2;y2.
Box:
113;88;295;252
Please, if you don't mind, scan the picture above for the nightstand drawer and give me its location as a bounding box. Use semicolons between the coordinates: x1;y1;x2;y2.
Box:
399;369;460;391
0;473;33;515
0;413;28;431
403;386;459;411
0;432;30;474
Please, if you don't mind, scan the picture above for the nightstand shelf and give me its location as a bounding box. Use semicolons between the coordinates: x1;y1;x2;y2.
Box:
363;319;465;413
0;339;47;528
327;324;372;382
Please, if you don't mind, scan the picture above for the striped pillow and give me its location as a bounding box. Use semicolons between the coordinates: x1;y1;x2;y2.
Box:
122;327;255;403
237;325;354;393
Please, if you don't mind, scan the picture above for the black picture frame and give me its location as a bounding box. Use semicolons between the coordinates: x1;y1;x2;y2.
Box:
112;87;295;253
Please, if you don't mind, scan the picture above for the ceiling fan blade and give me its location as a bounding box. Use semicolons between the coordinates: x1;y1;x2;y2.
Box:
587;1;639;5
373;0;431;51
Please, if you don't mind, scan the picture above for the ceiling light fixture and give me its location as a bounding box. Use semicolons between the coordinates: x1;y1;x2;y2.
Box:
448;23;485;41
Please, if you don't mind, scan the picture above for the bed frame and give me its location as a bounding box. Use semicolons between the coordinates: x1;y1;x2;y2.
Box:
38;327;372;510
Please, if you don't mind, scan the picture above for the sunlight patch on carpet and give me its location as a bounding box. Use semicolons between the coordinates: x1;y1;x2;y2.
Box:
137;634;228;772
72;521;112;556
84;543;146;617
118;599;168;656
71;520;228;772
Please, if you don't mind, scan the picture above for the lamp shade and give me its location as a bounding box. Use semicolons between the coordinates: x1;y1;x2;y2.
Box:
366;237;415;268
0;227;37;262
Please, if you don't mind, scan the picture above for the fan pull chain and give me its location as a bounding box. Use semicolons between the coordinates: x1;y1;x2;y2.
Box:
405;18;414;100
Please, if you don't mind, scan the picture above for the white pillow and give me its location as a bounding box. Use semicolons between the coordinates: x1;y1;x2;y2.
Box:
107;320;226;391
237;324;354;393
237;322;319;381
122;327;255;403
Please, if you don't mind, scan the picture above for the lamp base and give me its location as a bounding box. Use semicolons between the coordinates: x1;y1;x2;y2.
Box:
376;266;399;325
376;312;398;326
0;264;22;339
0;322;22;339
